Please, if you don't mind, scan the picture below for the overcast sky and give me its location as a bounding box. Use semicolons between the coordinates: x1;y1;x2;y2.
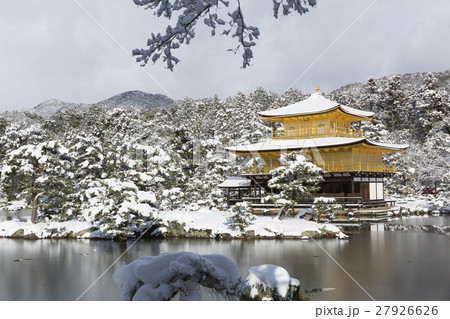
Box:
0;0;449;111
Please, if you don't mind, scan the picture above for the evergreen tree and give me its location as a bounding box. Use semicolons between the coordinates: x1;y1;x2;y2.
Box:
229;201;255;231
278;88;307;107
1;140;75;223
360;76;380;112
384;150;420;196
78;177;158;239
414;73;449;137
67;132;105;179
312;197;342;222
266;152;323;208
381;75;407;131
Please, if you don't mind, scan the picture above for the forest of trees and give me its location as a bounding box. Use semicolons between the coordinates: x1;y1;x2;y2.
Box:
0;71;448;237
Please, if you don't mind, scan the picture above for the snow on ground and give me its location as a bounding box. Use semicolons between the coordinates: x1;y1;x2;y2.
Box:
388;195;447;214
0;220;97;239
159;208;344;238
393;197;431;210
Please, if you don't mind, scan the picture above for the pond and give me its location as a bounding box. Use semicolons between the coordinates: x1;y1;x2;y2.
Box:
1;216;449;301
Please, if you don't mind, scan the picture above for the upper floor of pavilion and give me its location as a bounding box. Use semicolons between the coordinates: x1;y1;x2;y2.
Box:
258;92;375;139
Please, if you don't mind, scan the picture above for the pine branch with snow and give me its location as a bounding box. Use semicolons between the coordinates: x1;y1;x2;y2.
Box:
132;0;316;70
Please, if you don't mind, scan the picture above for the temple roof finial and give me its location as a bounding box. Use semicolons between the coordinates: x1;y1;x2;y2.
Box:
314;85;321;93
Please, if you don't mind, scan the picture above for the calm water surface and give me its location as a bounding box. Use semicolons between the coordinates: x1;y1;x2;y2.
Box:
1;216;449;301
389;215;450;226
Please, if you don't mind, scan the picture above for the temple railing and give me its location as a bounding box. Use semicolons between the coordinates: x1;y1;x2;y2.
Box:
316;164;396;174
271;127;363;139
241;164;396;175
241;167;272;175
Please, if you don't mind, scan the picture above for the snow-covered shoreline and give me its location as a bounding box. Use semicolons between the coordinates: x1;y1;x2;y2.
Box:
159;209;346;239
0;209;346;240
0;220;99;239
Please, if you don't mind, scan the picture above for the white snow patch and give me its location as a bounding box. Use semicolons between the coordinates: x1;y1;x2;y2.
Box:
246;264;298;298
0;220;94;238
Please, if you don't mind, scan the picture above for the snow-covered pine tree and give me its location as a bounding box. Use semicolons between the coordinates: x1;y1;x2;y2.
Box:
384;149;420;196
380;75;407;132
229;201;255;231
359;120;389;143
77;177;158;239
0;124;45;160
67;132;104;179
266;152;323;209
185;137;235;209
361;76;380;112
312;197;342;222
414;73;449;137
0;117;7;135
278;88;307;107
1;140;76;223
419;132;450;190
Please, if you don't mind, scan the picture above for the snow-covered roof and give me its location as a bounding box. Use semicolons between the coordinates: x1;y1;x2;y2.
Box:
217;176;251;188
226;137;408;154
366;140;409;150
258;93;374;119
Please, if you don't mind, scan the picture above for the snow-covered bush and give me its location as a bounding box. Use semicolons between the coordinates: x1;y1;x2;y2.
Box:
113;252;301;301
312;197;342;222
228;201;255;231
113;252;244;301
78;178;158;239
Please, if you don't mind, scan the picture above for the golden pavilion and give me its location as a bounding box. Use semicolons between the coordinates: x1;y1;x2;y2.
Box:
219;91;408;207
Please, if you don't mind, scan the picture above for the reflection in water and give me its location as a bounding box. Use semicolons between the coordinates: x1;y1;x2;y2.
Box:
389;215;449;226
1;219;449;301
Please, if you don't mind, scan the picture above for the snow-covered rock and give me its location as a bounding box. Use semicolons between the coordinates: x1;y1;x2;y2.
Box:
113;252;242;301
244;264;300;301
113;252;302;301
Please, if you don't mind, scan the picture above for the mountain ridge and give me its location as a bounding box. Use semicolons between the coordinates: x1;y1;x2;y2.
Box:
1;90;175;122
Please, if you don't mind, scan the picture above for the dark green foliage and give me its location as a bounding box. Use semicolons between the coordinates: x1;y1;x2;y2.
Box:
267;152;324;206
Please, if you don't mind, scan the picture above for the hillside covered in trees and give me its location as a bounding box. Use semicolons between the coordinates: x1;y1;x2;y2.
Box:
0;70;448;236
